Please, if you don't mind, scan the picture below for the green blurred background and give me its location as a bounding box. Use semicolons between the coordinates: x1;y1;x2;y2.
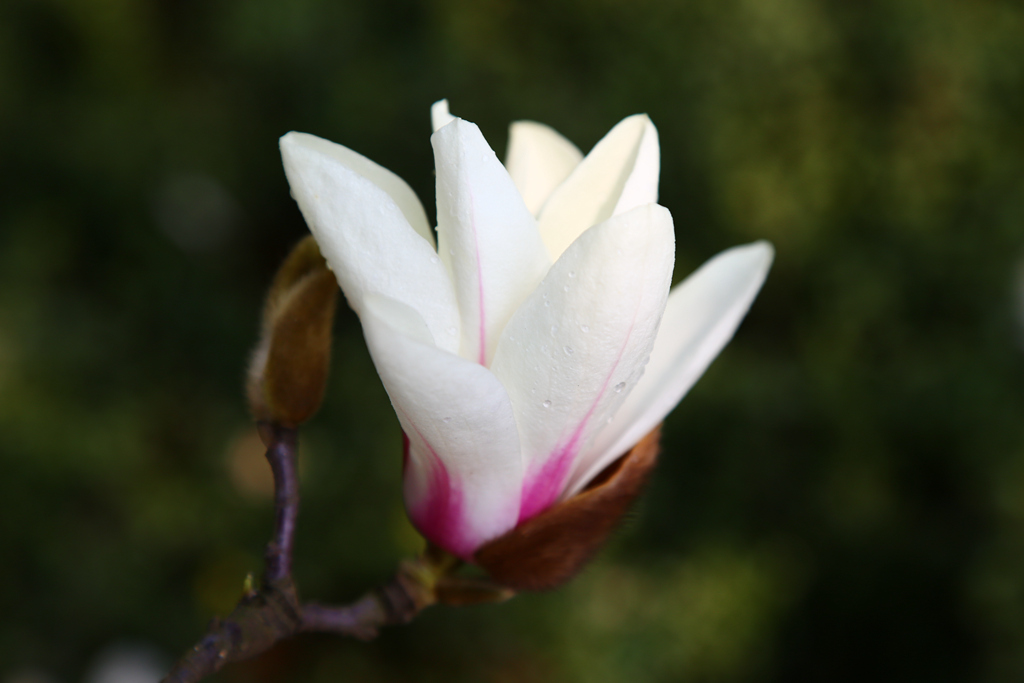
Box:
3;0;1024;681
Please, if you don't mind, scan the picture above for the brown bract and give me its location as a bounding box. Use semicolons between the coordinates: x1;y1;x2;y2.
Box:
247;235;338;427
475;426;662;591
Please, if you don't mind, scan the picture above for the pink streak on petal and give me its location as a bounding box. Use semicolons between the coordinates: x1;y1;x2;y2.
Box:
517;429;582;522
517;320;638;523
401;432;410;474
403;427;476;560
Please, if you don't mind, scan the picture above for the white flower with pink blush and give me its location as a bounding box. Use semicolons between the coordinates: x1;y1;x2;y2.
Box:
279;100;773;563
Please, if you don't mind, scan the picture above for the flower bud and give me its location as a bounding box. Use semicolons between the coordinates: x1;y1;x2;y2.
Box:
475;426;661;591
248;236;338;427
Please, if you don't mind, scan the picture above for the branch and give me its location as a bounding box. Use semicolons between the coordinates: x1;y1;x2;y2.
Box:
160;424;449;683
258;422;298;584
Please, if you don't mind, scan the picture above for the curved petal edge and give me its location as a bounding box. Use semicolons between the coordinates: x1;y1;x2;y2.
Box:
280;132;461;354
360;294;525;559
490;203;675;519
565;240;774;497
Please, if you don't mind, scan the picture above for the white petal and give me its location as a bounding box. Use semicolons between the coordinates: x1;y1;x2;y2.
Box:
432;119;551;365
505;121;583;216
360;294;524;559
536;114;660;260
431;99;456;133
565;241;774;497
280;132;460;354
489;204;675;521
282;131;435;247
612;116;660;218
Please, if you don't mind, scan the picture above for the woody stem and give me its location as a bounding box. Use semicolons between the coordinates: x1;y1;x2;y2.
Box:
259;422;299;584
160;424;443;683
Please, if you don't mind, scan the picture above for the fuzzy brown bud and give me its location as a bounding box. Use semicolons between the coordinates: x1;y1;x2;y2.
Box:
475;427;661;591
247;236;338;427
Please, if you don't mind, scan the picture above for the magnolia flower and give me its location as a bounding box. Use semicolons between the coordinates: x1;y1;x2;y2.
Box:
280;100;773;565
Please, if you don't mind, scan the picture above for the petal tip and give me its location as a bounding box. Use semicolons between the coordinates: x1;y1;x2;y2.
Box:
753;239;775;259
278;131;334;169
431;99;458;133
619;112;657;133
278;131;304;160
279;130;315;152
740;239;776;272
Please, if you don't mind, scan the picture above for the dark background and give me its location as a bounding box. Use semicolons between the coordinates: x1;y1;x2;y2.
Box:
3;0;1024;681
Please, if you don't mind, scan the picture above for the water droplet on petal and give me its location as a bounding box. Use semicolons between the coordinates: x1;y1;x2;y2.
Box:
614;381;626;392
563;345;574;355
544;300;550;307
568;270;576;278
430;255;440;265
447;326;458;335
580;324;589;333
563;285;570;292
550;325;558;336
542;400;552;409
442;417;452;423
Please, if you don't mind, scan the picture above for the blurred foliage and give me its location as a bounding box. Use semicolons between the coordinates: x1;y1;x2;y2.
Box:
1;0;1024;681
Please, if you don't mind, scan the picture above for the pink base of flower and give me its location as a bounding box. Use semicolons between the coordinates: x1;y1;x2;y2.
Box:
402;432;476;560
518;443;576;524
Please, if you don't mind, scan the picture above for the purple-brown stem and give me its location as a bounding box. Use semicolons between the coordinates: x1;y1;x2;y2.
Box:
257;422;298;584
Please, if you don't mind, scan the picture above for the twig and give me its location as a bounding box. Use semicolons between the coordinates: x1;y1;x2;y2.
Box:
160;423;444;683
257;422;298;584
